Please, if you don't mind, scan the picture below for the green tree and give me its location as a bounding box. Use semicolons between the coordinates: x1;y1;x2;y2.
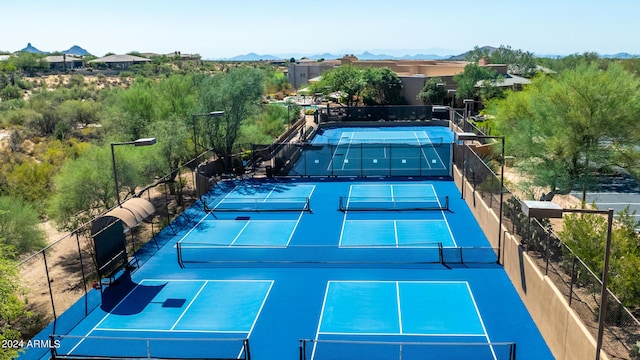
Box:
489;63;640;200
8;53;48;76
5;161;55;204
58;99;101;127
417;77;447;105
149;115;190;199
453;62;503;100
466;45;537;77
104;78;157;140
0;84;22;101
0;243;26;360
361;67;403;105
318;65;364;107
559;209;640;308
47;146;116;229
0;197;46;254
198;67;264;170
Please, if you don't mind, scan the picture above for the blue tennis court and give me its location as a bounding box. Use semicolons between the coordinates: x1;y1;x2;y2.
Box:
24;127;553;360
291;126;453;177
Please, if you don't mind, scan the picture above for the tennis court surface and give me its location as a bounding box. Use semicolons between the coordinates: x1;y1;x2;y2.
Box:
23;127;553;360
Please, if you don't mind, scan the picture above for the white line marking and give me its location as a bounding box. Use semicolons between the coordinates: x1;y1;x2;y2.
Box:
170;281;208;330
176;212;213;246
466;282;498;360
396;282;403;334
67;280;147;355
93;328;248;334
312;282;332;360
247;281;275;338
229;221;251;246
394;221;399;247
212;185;240;211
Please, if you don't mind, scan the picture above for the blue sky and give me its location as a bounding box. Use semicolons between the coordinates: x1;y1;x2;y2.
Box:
2;0;638;59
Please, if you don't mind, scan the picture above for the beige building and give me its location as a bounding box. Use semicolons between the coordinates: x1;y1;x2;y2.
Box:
290;55;528;106
287;59;341;88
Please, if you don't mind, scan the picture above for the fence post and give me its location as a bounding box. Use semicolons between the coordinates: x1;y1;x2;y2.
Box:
49;335;57;359
42;250;57;333
75;231;88;315
244;339;251;360
544;230;551;275
569;256;577;306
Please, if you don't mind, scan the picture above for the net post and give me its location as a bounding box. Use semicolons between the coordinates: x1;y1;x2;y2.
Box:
177;242;185;269
49;334;58;359
299;340;305;360
305;197;311;212
244;338;251;360
438;242;444;264
511;342;517;360
445;195;449;211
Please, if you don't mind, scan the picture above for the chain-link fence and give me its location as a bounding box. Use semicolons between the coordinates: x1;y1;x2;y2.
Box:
14;149;231;358
455;127;640;359
316;105;434;123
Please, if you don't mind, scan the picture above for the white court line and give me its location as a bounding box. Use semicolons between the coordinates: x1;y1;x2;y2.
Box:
88;279;274;336
442;214;458;247
416;131;447;169
229;221;252;246
93;328;247;334
66;279;147;355
341;138;354;171
396;282;403;334
317;331;487;337
393;221;399;247
465;282;498;360
176;212;214;246
170;281;209;330
287;185;317;246
327;132;352;171
316;281;490;339
338;186;354;246
246;281;275;338
212;185;240;211
262;186;277;202
414;131;433;170
312;282;333;360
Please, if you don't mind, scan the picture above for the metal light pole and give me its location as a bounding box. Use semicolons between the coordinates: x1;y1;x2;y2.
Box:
192;111;225;160
521;201;615;360
110;138;157;206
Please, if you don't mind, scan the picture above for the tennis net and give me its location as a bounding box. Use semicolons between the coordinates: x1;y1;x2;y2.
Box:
49;334;250;360
176;242;498;268
206;196;311;212
300;339;516;360
339;196;449;211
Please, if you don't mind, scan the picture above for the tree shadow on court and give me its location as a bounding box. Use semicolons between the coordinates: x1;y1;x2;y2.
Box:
101;272;166;315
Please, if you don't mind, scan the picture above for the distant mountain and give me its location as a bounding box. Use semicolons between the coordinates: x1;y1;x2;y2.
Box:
602;52;637;59
63;45;90;56
20;43;46;54
447;46;498;61
249;51;454;62
308;53;340;61
226;53;281;61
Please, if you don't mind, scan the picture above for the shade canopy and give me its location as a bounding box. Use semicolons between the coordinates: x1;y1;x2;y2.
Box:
91;198;155;236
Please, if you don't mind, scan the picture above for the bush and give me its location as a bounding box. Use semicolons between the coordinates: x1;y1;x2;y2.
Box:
0;197;46;255
0;85;22;101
